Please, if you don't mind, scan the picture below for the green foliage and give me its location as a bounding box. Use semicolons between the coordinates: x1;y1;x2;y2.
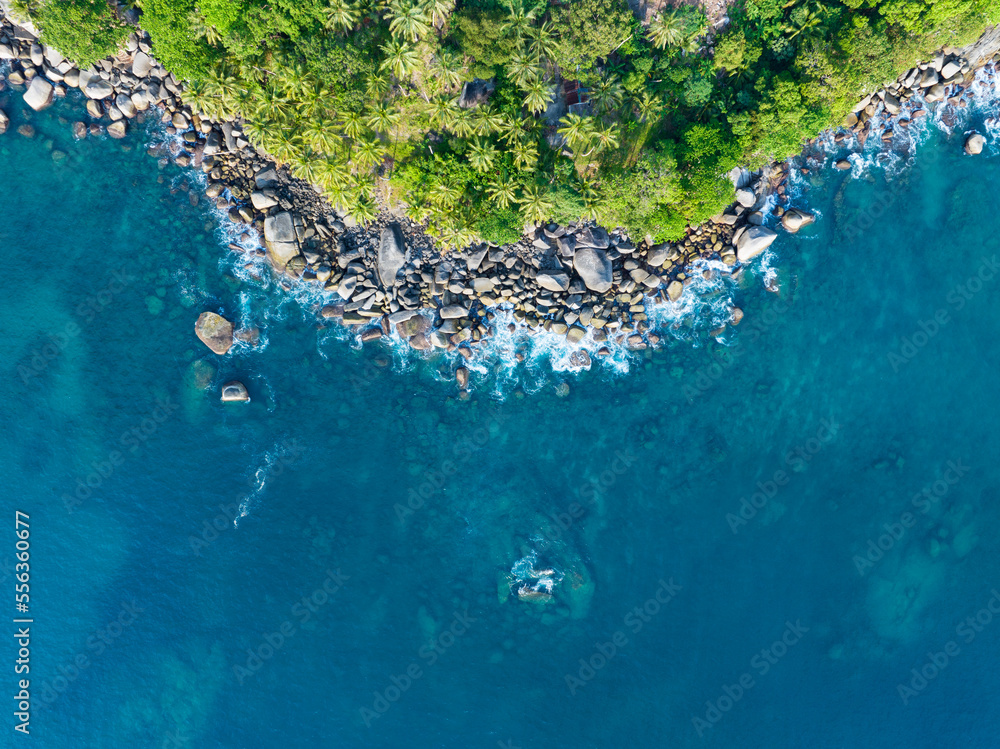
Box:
474;206;523;244
30;0;1000;242
451;8;520;78
35;0;130;68
548;0;633;74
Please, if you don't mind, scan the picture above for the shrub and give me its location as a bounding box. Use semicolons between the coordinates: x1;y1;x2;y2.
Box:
35;0;130;68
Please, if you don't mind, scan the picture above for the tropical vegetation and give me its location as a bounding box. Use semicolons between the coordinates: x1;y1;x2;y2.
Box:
22;0;1000;245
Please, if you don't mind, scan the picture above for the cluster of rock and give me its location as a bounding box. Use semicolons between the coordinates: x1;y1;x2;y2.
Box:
0;8;817;387
840;47;999;154
0;20;183;140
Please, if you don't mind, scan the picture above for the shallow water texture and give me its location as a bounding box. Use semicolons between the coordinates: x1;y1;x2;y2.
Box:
3;88;1000;749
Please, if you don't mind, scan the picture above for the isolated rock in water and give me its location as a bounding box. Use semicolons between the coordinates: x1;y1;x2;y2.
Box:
835;160;852;171
131;51;153;78
0;110;8;135
378;224;406;286
220;381;250;402
573;247;612;293
23;76;54;110
107;120;127;139
195;311;234;355
736;226;778;263
263;212;298;270
781;208;815;233
456;366;469;389
84;79;114;100
536;270;570;292
965;133;986;156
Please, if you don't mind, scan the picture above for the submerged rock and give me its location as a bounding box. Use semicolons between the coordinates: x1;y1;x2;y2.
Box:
220;381;250;402
194;311;234;355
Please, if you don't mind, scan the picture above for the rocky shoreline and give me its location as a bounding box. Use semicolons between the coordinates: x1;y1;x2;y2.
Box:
1;10;998;391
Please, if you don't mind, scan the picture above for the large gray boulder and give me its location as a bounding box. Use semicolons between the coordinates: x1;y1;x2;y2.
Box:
23;77;53;111
736;226;778;263
573;247;612;293
575;226;610;249
131;51;153;78
440;303;471;319
378;224;406;286
263;212;299;270
115;93;136;118
536;270;570;292
84;79;115;100
736;188;756;208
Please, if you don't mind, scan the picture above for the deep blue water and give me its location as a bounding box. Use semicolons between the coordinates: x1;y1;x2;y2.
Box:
3;75;1000;748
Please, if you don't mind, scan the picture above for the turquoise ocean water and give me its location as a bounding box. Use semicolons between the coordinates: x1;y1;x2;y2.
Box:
3;73;1000;748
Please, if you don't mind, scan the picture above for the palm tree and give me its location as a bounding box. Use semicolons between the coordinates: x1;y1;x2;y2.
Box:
468;138;497;173
319;158;353;190
292;149;326;184
325;0;360;32
590;73;624;115
634;91;661;123
512;137;537;170
342;110;368;139
188;9;223;45
387;0;431;41
557;113;595;152
527;20;558;61
422;0;454;28
578;179;602;220
507;50;540;87
486;176;517;208
647;11;687;50
354;138;386;170
304;117;343;155
517;184;554;224
449;107;475;137
352;193;379;225
426;97;454;128
433;49;464;90
473;107;505;135
500;0;537;41
270;133;302;165
367;104;400;135
366;74;392;101
274;59;313;100
380;39;422;79
430;181;461;207
585;123;620;156
522;78;553;115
